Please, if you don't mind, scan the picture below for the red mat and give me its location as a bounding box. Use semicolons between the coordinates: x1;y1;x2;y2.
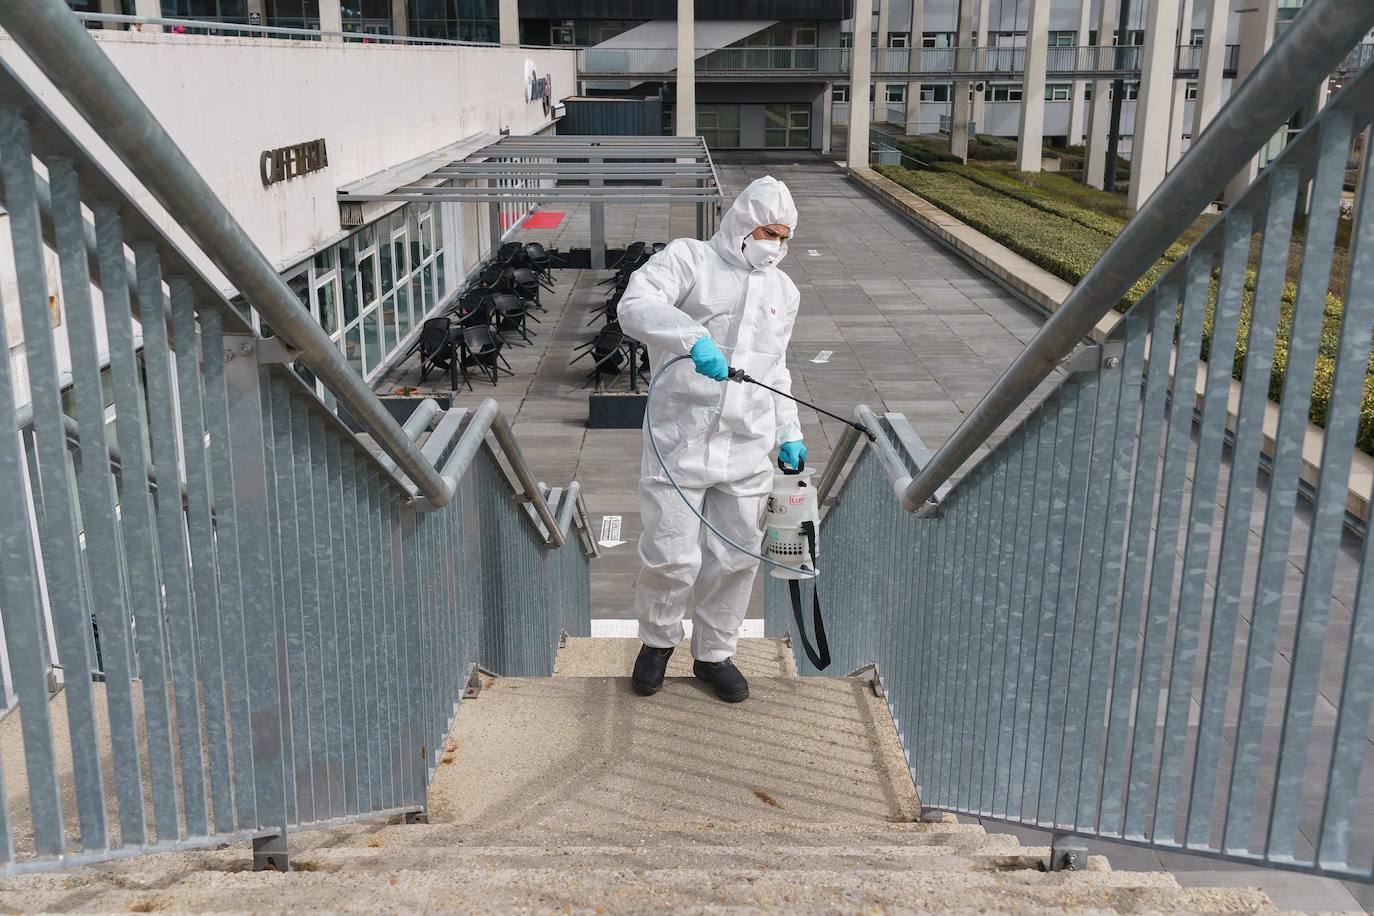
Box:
522;210;565;229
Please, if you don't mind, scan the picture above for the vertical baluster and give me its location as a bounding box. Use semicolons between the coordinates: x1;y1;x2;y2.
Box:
1036;377;1090;826
981;439;1017;815
327;432;360;815
0;191;58;863
200;310;258;828
1221;154;1355;857
958;467;994;809
49;158;146;847
1012;401;1059;814
399;499;424;803
929;487;960;805
1141;248;1234;845
135;245;210;835
344;451;371;812
1;107;108;851
1076;307;1151;831
309;413;343;818
219;335;288;855
1099;286;1179;836
291;395;328;822
167;281;236;835
1176;201;1280;851
267;377;310;824
944;473;982;806
1267;136;1374;862
1059;343;1125;831
258;370;296;825
995;421;1037;818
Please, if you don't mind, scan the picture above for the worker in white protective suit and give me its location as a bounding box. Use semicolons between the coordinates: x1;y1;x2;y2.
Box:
618;175;805;703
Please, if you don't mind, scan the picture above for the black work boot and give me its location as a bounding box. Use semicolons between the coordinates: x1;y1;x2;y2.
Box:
693;657;749;703
632;644;674;696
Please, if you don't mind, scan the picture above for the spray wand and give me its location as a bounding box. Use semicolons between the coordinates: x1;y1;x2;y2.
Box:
726;367;878;443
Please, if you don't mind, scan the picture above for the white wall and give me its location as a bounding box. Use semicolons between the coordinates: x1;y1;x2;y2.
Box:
0;32;576;282
0;31;575;399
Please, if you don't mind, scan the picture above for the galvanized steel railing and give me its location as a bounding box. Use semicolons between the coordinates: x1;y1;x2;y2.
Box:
0;1;593;875
770;0;1374;883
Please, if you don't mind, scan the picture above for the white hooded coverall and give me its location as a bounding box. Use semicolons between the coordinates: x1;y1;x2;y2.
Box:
617;176;802;662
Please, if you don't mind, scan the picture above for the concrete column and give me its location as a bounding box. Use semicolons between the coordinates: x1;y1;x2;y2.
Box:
676;0;696;137
1083;0;1119;187
875;0;890;122
391;0;408;37
1191;0;1227;141
847;0;873;169
1222;1;1277;202
1127;0;1181;209
822;80;835;154
1166;0;1194;169
904;0;924;136
971;0;990;134
319;0;343;39
1066;0;1093;144
132;0;162;31
499;0;519;46
950;0;974;161
1016;0;1052;172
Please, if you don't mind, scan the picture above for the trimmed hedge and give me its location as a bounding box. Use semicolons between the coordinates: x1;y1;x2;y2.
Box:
873;164;1169;307
875;162;1374;454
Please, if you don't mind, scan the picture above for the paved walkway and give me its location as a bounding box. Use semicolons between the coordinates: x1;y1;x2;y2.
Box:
378;153;1044;620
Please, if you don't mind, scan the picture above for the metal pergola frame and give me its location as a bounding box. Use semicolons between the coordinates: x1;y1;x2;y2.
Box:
338;135;723;269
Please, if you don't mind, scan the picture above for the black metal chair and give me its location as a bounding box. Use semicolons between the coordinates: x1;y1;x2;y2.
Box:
492;292;539;346
416;317;460;391
524;242;562;280
459;323;505;387
511;267;546;310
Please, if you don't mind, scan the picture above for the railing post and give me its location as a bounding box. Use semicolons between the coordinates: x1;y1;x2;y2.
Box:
222;334;292;872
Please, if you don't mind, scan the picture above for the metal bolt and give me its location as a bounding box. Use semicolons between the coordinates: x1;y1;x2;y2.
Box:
1061;851;1079;870
1104;356;1121;369
224;350;235;362
239;342;253;355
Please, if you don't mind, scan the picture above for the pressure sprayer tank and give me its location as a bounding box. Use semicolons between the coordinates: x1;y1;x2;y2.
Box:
763;466;819;580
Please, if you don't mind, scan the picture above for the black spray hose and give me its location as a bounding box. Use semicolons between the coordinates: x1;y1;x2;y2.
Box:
644;355;876;576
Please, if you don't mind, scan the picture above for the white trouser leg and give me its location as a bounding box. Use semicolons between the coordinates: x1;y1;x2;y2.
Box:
635;478;705;649
690;486;766;663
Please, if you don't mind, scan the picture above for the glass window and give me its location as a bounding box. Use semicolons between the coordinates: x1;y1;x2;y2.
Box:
1185;82;1199;100
423;264;434;313
339;242;358;325
1045;83;1072;101
435;256;446;299
1048;31;1076;46
286;269;311;313
393;232;408;282
379;234;393;294
396;282;411;340
886;84;906;103
989;84;1023;102
832;85;850;103
362;307;380;377
921;84;951;102
695;104;741;149
313;247;335;271
765;104;810;149
359;252;377;306
315;276;339;334
343;324;362;375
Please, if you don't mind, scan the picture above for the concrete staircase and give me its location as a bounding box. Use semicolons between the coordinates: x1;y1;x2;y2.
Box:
0;638;1273;913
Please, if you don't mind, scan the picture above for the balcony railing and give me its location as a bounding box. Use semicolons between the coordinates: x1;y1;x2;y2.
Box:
577;44;1243;80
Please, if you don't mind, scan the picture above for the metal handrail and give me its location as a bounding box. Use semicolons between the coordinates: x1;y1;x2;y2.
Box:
0;0;452;505
71;11;566;50
898;0;1374;513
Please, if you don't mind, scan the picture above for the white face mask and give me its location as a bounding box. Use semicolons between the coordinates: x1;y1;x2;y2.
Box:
741;235;786;270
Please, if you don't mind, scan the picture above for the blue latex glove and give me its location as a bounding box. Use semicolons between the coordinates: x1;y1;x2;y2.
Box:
779;440;807;470
690;336;729;381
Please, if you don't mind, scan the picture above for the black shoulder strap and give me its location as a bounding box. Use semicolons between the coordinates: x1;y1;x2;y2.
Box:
788;521;830;670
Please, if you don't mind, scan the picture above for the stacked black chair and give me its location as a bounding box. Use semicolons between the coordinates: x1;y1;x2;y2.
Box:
416;317;460;391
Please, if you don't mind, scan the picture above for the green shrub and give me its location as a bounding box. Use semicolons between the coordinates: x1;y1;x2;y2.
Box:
970;133;1018;161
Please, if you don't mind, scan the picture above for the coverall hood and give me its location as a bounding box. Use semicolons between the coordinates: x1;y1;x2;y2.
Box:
711;176;798;270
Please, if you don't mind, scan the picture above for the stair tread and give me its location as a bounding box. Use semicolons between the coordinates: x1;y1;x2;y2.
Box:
0;865;1268;914
555;637;796;678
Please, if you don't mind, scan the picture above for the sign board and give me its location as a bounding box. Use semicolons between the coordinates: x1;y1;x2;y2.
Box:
524;58;553;117
260;139;329;186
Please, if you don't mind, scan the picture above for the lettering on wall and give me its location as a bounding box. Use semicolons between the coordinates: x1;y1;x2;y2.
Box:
524;58;553;117
260;139;329;186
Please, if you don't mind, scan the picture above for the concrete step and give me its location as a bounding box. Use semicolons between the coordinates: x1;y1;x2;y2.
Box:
554;637;797;678
427;674;918;829
0;865;1270;914
336;823;1008;851
286;842;1052;873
